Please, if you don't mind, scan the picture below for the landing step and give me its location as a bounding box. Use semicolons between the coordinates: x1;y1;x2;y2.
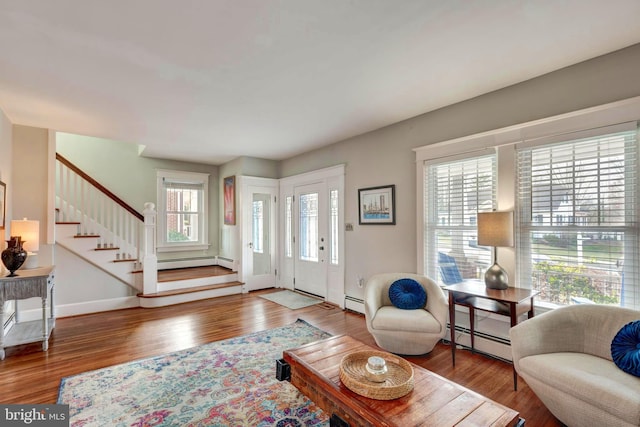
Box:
158;265;234;282
138;281;243;298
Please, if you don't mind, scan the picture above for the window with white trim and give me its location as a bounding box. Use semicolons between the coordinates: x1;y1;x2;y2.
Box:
330;189;339;265
252;200;264;253
517;128;639;308
157;170;209;251
424;154;496;285
299;193;318;262
285;196;293;258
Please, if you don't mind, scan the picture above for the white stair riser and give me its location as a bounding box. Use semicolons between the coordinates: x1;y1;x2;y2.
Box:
139;285;242;308
56;224;141;291
157;273;239;292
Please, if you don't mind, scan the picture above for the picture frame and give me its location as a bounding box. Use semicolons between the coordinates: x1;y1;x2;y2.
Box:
223;176;236;225
0;180;5;230
358;184;395;225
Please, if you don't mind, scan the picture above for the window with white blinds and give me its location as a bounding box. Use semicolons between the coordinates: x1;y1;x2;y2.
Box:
517;129;639;309
424;154;496;285
157;170;209;250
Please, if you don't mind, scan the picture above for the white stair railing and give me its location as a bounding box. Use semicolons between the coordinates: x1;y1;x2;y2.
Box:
55;154;157;291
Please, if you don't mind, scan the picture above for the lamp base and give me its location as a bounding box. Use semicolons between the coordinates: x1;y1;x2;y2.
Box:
23;252;38;269
484;263;508;290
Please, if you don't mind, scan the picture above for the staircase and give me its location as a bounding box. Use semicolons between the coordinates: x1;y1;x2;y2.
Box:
55;220;143;290
55;153;243;308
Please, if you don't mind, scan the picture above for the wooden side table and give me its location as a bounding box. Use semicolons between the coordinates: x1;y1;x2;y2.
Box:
0;266;55;360
444;281;539;390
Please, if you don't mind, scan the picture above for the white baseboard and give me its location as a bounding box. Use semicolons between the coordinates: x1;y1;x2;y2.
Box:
216;257;236;271
158;257;218;270
17;296;140;321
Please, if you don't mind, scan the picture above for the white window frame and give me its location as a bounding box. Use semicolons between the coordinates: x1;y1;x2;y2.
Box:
156;169;209;252
415;96;640;310
423;152;497;285
516;125;638;308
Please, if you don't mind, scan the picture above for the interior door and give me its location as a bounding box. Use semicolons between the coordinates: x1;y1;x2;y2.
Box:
294;183;327;297
243;183;277;291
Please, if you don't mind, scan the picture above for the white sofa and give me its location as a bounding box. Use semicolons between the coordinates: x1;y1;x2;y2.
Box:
510;304;640;427
364;273;448;355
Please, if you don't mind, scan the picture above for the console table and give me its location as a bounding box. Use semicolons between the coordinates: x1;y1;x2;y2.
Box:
445;281;539;390
0;266;55;360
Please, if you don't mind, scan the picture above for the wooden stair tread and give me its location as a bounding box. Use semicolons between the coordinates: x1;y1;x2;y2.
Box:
74;234;100;238
56;221;81;225
158;266;234;282
138;281;243;298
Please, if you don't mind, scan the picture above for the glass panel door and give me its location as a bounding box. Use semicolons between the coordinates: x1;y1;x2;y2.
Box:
294;183;327;297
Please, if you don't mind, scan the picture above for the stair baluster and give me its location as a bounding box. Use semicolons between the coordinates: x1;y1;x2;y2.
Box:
55;154;156;292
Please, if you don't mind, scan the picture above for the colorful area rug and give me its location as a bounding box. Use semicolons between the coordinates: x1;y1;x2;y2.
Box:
57;320;331;426
258;290;323;310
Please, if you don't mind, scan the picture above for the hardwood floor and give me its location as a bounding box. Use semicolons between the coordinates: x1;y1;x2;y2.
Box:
0;290;561;426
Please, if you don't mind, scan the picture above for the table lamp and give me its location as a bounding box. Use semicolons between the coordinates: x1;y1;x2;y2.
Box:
10;218;40;269
477;211;513;290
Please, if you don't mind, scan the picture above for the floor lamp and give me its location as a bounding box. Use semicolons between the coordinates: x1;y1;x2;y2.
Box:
477;211;514;290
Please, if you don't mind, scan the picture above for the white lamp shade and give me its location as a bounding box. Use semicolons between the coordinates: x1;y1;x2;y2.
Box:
10;219;40;253
477;211;514;248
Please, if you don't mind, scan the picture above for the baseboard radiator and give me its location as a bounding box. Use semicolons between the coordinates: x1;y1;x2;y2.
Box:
445;324;513;362
343;295;512;361
344;296;365;314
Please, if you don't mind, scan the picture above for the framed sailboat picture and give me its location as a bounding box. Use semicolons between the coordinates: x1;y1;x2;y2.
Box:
358;184;395;225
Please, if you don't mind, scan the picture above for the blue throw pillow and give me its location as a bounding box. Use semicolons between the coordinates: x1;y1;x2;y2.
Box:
611;320;640;377
388;278;427;310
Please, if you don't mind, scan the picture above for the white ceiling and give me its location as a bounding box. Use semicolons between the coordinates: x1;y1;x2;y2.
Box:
2;1;640;165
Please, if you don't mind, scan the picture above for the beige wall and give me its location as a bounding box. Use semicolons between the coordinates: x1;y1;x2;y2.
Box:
0;110;11;323
0;110;12;275
11;126;50;260
279;43;640;301
217;156;278;263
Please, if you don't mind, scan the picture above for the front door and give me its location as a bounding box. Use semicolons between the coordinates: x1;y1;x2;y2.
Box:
294;183;327;297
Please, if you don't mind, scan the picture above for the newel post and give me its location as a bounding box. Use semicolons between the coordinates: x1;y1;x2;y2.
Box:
142;202;158;294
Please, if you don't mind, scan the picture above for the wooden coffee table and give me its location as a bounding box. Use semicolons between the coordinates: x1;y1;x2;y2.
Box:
281;335;523;427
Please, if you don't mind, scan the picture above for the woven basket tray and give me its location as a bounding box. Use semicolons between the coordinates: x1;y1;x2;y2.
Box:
339;350;414;400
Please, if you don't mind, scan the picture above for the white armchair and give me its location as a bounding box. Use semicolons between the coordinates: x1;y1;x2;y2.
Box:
510;304;640;427
364;273;448;355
